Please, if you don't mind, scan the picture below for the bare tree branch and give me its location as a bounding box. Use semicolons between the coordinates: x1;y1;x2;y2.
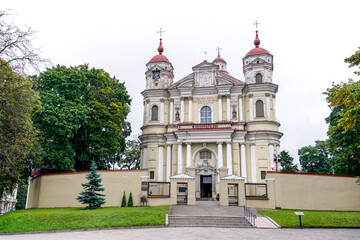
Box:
0;9;51;74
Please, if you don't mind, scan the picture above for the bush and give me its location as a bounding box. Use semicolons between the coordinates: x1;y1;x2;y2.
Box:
127;192;133;207
121;191;126;207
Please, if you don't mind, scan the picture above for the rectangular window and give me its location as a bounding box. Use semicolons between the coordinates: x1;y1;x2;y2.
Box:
150;171;154;179
141;182;148;191
200;151;211;159
148;182;170;198
261;171;266;180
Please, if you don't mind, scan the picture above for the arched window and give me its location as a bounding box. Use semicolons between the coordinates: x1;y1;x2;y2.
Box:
200;150;211;159
200;106;212;123
256;100;264;117
256;73;263;83
151;105;158;121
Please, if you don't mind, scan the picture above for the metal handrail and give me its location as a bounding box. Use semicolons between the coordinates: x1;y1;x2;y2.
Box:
243;206;257;226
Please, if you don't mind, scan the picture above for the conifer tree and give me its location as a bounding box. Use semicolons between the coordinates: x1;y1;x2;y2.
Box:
77;161;106;209
127;192;133;207
121;191;127;207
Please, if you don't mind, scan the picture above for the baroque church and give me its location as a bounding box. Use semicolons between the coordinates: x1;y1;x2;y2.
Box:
139;30;282;199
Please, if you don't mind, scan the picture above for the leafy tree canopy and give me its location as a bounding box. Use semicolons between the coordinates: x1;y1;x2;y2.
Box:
32;64;131;171
117;139;141;170
298;140;333;174
323;48;360;176
279;150;298;173
0;59;42;196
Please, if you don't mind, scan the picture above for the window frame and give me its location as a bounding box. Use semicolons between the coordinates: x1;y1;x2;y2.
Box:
255;100;264;118
151;105;159;121
200;105;212;123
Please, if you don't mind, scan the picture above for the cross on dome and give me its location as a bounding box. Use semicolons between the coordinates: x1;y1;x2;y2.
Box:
203;50;208;61
253;20;261;48
157;27;165;39
216;46;222;57
156;27;165;55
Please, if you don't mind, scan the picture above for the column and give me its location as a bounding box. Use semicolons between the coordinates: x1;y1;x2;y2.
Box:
240;144;247;180
186;143;192;167
226;96;231;121
143;147;147;169
226;142;233;175
218;96;222;121
266;94;271;120
180;98;184;122
250;144;256;183
166;145;172;182
269;144;274;170
238;97;243;121
160;98;165;124
276;145;280;171
188;97;193;122
140;147;143;169
146;99;150;124
158;145;164;181
177;142;183;174
169;99;174;124
273;97;277;121
143;101;146;125
217;142;223;168
249;94;253;121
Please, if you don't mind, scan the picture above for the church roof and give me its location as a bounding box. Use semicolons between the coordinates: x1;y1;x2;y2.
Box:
148;38;171;63
245;30;271;57
213;56;226;63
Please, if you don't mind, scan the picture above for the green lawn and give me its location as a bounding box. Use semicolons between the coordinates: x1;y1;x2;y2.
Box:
258;209;360;227
0;206;170;233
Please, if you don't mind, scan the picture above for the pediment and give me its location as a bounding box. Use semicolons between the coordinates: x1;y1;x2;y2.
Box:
148;64;163;71
178;79;194;87
250;57;266;64
192;61;218;70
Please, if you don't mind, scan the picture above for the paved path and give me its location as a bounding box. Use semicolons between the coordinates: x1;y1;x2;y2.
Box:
1;227;359;240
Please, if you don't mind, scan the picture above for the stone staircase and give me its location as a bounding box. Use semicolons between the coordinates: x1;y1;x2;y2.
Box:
168;215;253;228
168;201;254;228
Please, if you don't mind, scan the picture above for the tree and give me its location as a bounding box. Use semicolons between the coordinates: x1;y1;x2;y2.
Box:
32;64;131;171
127;192;133;207
77;161;106;209
117;139;141;169
0;10;50;74
279;150;298;173
0;59;42;198
324;48;360;176
121;191;126;207
298;140;333;174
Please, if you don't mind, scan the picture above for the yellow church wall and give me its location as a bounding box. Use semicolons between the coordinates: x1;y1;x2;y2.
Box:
27;170;150;208
267;172;360;211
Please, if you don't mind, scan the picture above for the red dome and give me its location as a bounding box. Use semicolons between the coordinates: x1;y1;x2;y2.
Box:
148;38;170;63
245;47;271;57
149;54;170;63
213;56;226;63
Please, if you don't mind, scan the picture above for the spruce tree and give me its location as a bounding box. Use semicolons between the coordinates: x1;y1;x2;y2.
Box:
77;161;106;209
127;192;133;207
121;191;127;207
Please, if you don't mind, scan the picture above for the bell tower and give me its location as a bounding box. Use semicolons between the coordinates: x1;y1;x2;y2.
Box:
242;26;273;84
145;29;174;89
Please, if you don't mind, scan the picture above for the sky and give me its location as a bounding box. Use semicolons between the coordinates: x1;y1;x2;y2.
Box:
3;0;360;165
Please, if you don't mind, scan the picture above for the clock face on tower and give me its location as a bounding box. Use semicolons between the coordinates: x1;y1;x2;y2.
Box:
153;71;160;79
200;73;211;86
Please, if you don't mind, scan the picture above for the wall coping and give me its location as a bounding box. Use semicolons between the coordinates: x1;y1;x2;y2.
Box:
267;171;357;178
40;169;148;177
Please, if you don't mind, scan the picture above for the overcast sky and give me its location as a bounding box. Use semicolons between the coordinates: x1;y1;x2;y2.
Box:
3;0;360;164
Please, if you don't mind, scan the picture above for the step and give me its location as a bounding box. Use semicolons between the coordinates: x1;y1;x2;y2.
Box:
168;215;253;228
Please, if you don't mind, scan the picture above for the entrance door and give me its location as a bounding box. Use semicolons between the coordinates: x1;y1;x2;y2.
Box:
228;184;238;206
177;183;188;205
200;175;212;198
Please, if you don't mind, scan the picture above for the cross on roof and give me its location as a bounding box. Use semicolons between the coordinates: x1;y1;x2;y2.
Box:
157;27;165;39
216;46;222;57
253;20;260;31
203;50;208;60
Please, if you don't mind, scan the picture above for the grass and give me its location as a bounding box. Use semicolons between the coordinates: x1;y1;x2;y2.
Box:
0;206;170;233
258;209;360;227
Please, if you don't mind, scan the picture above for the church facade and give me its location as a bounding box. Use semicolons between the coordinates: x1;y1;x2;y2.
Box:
139;31;282;199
